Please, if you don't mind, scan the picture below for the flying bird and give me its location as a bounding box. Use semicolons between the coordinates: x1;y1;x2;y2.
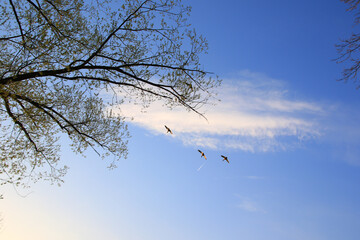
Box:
221;155;229;163
198;149;207;160
164;125;173;134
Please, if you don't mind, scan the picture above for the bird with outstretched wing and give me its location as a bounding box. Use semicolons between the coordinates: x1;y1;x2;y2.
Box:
221;155;229;163
164;125;173;134
198;150;207;160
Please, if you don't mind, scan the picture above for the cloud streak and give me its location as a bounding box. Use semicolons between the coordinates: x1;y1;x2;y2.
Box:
237;199;262;213
244;176;264;180
111;70;323;152
235;194;265;213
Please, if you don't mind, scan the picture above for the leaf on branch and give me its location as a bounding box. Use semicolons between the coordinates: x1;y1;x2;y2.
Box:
0;0;220;187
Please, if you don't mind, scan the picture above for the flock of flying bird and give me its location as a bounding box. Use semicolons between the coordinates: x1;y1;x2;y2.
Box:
164;125;230;164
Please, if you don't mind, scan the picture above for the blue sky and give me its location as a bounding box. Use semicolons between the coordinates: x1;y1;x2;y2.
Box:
2;0;360;240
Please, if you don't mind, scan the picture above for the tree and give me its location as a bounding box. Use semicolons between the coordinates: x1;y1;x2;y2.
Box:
336;0;360;87
0;0;219;187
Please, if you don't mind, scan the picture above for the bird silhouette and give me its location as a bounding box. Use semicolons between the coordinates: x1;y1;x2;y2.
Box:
198;149;207;160
221;155;229;163
164;125;173;134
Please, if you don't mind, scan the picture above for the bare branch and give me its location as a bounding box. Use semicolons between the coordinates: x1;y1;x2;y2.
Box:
8;0;25;44
81;0;151;66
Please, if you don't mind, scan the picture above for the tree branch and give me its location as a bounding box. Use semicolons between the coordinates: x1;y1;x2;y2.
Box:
80;0;150;66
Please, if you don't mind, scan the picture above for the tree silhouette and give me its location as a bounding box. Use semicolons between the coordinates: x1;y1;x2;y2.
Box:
0;0;220;187
336;0;360;87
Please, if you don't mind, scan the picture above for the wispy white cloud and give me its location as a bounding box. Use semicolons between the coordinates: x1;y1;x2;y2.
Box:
234;194;266;213
237;199;262;212
111;70;324;152
244;176;264;180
